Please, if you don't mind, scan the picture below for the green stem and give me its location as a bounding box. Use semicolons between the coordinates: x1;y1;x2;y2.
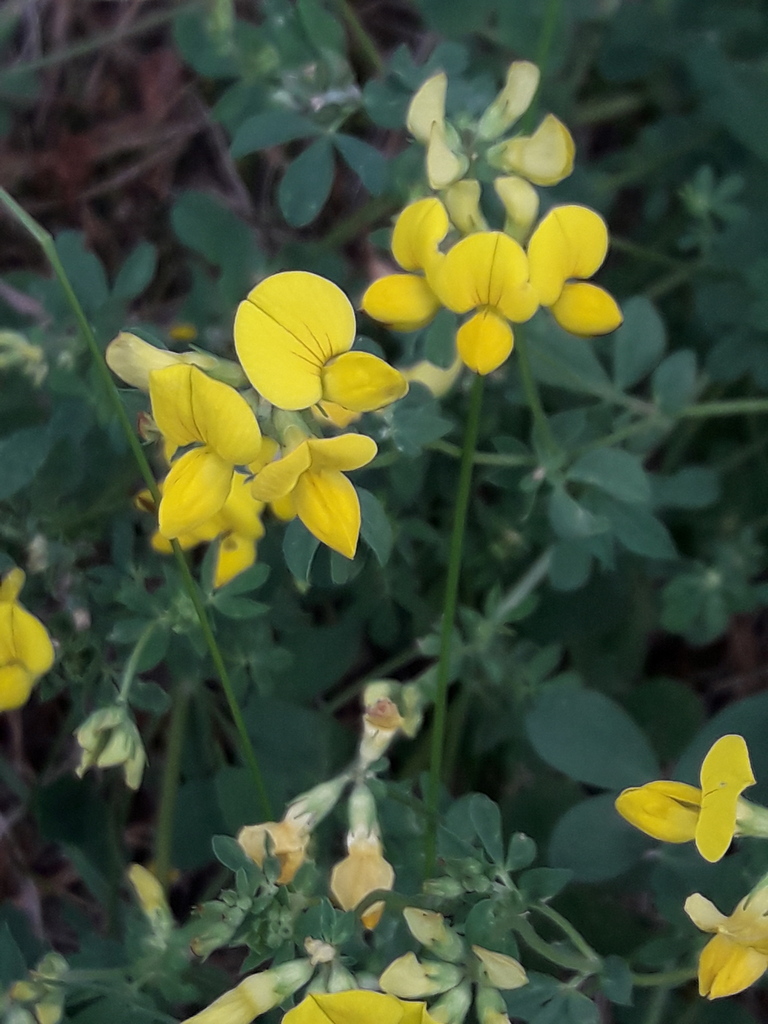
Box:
491;549;552;626
430;439;535;467
680;397;768;418
631;967;697;988
0;186;271;819
511;916;600;974
424;374;484;874
117;621;158;703
515;330;560;458
331;0;384;76
532;903;601;964
154;681;192;889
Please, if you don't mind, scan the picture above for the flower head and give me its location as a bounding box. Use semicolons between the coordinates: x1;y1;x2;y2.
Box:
75;704;147;790
283;991;439;1024
615;734;757;862
685;886;768;999
330;827;395;929
0;569;54;712
235;272;406;413
527;206;622;336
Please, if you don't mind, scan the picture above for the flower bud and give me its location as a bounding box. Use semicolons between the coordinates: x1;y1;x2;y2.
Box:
429;981;473;1024
359;701;403;767
487;115;574;186
286;774;350;831
471;947;528;990
327;962;357;993
401;359;462;402
330;825;394;929
237;818;310;884
443;181;487;235
407;73;448;144
427;123;469;191
403;909;464;962
475;986;511;1024
477;61;540;141
106;332;245;391
304;938;336;965
180;960;314;1024
493;176;540;242
74;704;146;790
127;864;172;942
380;953;464;999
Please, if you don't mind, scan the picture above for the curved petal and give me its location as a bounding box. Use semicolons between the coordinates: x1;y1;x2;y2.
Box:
7;604;55;676
362;274;442;332
684;893;728;933
322;352;408;412
0;568;25;603
698;934;768;999
493;113;575;186
251;442;312;502
457;309;514;375
306;433;378;472
214;534;257;589
494;175;540;239
392;199;450;272
528;206;609;306
159;448;233;538
443;180;487;235
407;72;447;144
434;232;529;314
220;473;266;538
615;781;701;843
283;991;406;1024
478;60;541;140
426;122;468;191
550;282;623;336
0;665;34;711
330;835;394;927
149;364;202;448
235;272;356;410
312;401;362;429
697;734;756;863
294;469;361;558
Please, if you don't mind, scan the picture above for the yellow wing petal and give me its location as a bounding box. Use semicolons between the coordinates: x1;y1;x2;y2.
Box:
214;534;257;589
283;991;406;1024
251;442;312;502
159;448;233;539
294;469;361;558
528;206;609;306
149;364;200;448
550;282;623;336
322;352;408;412
362;274;442;332
0;664;34;711
306;434;378;473
456;309;514;375
699;934;768;999
614;781;701;843
391;199;450;272
235;272;356;410
697;734;756;863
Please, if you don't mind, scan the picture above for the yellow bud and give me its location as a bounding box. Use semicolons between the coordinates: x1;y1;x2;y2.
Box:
403;908;464;962
74;705;146;790
429;981;473;1024
407;73;448;144
127;863;170;923
330;828;394;929
477;61;540;140
237;818;310;884
106;333;245;391
443;180;487;235
475;986;511;1024
401;358;462;400
471;947;528;990
180;960;314;1024
487;114;575;186
380;953;464;999
427;123;469;191
493;176;540;242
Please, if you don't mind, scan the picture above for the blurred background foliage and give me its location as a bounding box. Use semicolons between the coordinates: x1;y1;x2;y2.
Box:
2;0;768;1022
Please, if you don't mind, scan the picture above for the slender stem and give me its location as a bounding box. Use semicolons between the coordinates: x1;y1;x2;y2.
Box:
331;0;384;76
515;331;560;458
631;967;697;988
0;186;271;819
424;374;484;874
118;621;158;703
511;916;600;974
532;903;600;964
430;439;535;467
640;985;671;1024
154;681;191;889
491;549;552;626
680;397;768;418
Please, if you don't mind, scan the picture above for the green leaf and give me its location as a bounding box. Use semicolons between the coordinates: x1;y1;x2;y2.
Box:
548;540;593;592
464;898;520;958
547;794;653;882
586;491;677;560
600;955;633;1006
548;486;609;540
526;316;612;397
0;424;51;500
211;594;269;619
389;387;453;455
469;793;504;864
660;568;729;645
283;518;320;583
651;467;719;510
506;832;537;871
624;677;704;763
212;834;257;874
278;137;335;227
112;241;157;300
0;923;27;985
525;679;659;789
297;0;346;52
128;679;171;715
359;488;393;565
612;296;666;390
334;134;389;195
652;350;697;414
230;110;319;157
54;230;109;315
518;867;572;902
568;448;651;505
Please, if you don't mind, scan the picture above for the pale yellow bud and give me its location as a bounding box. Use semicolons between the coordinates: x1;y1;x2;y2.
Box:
443;180;487;235
429;981;473;1024
379;953;464;999
327;962;357;992
330;829;394;929
487;114;575;186
237;818;310;884
127;864;171;927
74;705;146;790
471;947;528;990
475;986;511;1024
180;960;314;1024
407;73;448;143
285;774;350;831
304;938;336;965
106;332;245;391
403;908;464;962
401;358;462;401
477;61;540;140
493;176;540;242
427;123;469;191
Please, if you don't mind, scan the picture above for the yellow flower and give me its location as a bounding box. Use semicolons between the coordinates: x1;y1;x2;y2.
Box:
615;734;757;862
251;433;377;559
0;569;54;712
685;887;768;999
237;818;311;884
406;73;469;191
149;364;262;539
431;232;538;374
181;960;314;1024
361;199;449;333
487;113;575;186
283;991;439;1024
477;61;541;142
527;206;623;336
330;828;395;929
234;272;407;413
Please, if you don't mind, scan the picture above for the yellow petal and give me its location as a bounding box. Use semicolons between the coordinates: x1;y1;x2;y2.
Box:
159;448;233;538
0;568;25;603
402;357;462;398
494;175;540;240
362;274;442;332
614;781;701;843
698;934;768;999
407;72;447;144
294;469;361;559
220;473;266;539
251;442;312;502
312;401;363;429
322;352;408;412
426;122;468;191
457;309;514;375
330;834;394;929
306;434;377;473
283;991;407;1024
697;734;756;863
6;603;54;676
528;205;610;306
478;60;541;140
392;198;450;272
491;114;575;185
235;272;356;410
237;820;309;884
107;332;191;391
684;893;728;934
214;534;257;589
434;231;531;315
0;664;34;711
551;283;623;336
443;180;488;235
271;492;297;521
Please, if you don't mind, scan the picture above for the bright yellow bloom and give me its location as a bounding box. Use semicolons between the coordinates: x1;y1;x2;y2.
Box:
238;818;311;884
149;365;262;539
251;433;377;559
488;113;575;186
235;272;406;413
330;828;395;929
615;734;756;862
361;199;449;332
0;569;54;712
431;232;538;374
685;887;768;999
181;960;314;1024
527;206;622;336
284;991;439;1024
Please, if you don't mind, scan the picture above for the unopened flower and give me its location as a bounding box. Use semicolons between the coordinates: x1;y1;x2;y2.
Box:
428;981;472;1024
380;953;464;999
487;113;574;186
330;827;394;929
442;180;488;235
283;991;439;1024
406;73;468;190
0;569;54;712
527;206;622;336
615;734;759;862
238;818;311;884
685;886;768;999
493;176;540;241
75;704;146;790
181;960;314;1024
401;357;462;399
471;946;528;990
235;272;406;413
403;909;464;962
107;332;246;391
477;61;540;141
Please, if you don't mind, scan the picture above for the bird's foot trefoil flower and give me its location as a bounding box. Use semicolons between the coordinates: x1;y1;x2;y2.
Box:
283;991;440;1024
0;568;54;712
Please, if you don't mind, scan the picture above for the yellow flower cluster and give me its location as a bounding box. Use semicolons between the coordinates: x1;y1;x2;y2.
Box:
0;568;54;712
616;734;768;999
